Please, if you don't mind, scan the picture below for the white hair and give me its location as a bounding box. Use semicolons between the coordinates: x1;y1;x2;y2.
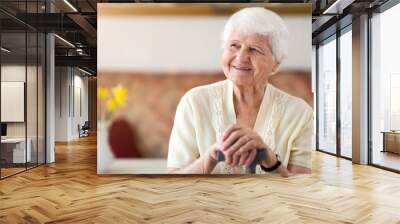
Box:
221;7;289;64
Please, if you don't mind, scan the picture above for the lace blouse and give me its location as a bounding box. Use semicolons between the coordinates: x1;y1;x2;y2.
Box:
167;79;313;174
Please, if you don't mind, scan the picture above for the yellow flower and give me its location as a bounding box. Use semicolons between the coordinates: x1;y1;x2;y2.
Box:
98;87;109;99
112;85;128;107
107;98;117;112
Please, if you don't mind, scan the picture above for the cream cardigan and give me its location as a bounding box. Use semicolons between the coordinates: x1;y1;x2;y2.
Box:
167;79;314;174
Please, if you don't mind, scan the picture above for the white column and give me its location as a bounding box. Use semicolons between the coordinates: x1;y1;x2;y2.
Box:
46;32;55;163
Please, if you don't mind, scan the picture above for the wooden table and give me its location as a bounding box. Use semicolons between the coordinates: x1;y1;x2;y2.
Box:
381;131;400;154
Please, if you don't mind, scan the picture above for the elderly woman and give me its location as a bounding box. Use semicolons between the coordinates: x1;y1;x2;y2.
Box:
167;7;313;175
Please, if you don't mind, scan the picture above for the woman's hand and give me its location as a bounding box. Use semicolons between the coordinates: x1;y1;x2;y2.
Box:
206;142;220;163
168;143;220;174
221;124;267;167
219;124;290;177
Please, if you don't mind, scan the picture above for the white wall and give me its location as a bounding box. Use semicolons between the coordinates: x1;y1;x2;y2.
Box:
1;65;36;137
1;64;46;163
55;67;69;141
1;65;26;81
1;65;26;129
72;73;89;138
54;67;89;141
1;82;25;122
74;73;89;123
98;15;311;73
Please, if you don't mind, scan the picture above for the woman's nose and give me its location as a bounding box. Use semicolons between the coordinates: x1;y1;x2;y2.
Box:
237;48;250;62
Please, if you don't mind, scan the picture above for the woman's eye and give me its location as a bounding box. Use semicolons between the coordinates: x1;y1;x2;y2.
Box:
250;48;259;53
250;47;264;55
230;43;238;49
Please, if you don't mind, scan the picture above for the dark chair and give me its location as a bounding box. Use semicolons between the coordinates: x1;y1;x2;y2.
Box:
79;121;90;138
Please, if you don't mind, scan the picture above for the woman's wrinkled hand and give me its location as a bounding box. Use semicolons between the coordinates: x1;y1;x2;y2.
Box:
206;142;222;164
221;124;267;167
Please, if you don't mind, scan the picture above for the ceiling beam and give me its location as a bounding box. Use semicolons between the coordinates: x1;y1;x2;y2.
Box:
15;13;81;32
55;55;96;71
67;13;97;39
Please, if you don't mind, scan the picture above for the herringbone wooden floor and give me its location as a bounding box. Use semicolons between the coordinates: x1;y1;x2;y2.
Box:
1;134;400;224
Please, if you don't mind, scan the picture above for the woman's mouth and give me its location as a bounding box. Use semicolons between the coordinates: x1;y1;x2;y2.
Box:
232;65;252;71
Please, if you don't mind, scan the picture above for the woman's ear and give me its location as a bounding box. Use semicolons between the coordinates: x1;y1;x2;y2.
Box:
271;62;280;75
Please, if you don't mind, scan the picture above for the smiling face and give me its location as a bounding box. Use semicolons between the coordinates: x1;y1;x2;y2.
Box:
222;28;278;87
